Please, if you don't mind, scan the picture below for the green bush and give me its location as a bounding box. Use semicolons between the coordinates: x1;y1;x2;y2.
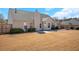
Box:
28;28;36;32
10;28;24;34
55;26;59;30
51;27;55;30
76;27;79;30
51;25;55;30
70;27;74;29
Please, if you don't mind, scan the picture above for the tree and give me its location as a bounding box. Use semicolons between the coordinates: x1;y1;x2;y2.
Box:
5;19;8;24
0;14;4;23
0;14;4;34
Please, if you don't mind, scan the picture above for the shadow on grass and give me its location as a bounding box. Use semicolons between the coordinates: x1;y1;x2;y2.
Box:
37;31;46;34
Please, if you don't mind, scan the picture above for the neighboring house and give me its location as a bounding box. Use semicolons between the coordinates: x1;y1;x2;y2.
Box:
60;18;79;29
8;8;55;31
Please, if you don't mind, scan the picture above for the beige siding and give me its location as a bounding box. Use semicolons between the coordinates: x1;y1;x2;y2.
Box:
42;17;54;30
8;9;54;31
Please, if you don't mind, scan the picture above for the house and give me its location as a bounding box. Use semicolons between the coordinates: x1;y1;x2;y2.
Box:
8;8;55;31
59;18;79;29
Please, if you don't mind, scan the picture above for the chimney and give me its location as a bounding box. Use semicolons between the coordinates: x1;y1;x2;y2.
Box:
14;8;17;13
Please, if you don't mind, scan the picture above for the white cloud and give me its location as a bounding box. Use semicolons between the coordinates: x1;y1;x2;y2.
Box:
44;8;53;15
45;8;52;11
52;8;79;19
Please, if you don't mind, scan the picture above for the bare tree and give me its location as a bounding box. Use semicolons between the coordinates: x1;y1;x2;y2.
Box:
0;14;4;23
0;14;4;34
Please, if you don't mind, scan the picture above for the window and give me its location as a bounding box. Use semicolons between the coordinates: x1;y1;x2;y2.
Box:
40;24;42;28
48;23;50;28
15;8;17;13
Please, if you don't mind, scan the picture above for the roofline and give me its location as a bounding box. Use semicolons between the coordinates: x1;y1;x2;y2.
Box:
9;8;50;17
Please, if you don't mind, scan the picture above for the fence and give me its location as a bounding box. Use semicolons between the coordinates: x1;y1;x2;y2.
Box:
0;24;12;34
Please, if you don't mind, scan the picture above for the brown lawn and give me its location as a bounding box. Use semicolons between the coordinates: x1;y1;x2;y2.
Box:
0;30;79;51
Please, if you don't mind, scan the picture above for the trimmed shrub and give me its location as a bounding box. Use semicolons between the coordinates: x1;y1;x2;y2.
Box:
28;28;36;32
55;26;59;30
76;27;79;30
10;28;24;34
70;27;74;29
51;25;55;30
51;27;55;30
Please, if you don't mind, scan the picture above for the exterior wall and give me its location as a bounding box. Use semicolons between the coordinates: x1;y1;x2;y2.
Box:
8;9;15;24
8;9;54;31
42;17;54;30
34;11;41;31
8;9;34;30
12;20;33;30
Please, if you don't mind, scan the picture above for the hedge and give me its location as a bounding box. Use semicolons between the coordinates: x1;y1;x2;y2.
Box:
10;28;24;34
28;28;36;32
76;27;79;30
